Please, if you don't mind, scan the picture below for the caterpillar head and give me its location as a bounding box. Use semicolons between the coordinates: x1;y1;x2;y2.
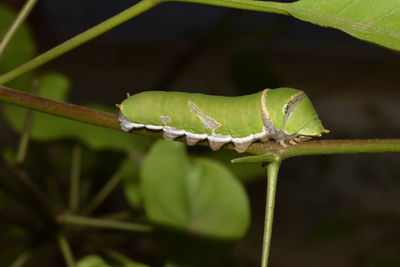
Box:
264;87;329;144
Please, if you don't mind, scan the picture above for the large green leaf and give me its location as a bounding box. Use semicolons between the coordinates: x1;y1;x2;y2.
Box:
284;0;400;51
140;140;250;239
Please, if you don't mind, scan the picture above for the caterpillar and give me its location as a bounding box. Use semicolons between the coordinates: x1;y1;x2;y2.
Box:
117;88;329;153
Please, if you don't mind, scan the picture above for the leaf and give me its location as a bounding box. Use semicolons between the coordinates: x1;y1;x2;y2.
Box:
120;158;142;209
284;0;400;51
141;140;250;239
77;255;110;267
37;72;70;101
77;254;149;267
0;4;36;90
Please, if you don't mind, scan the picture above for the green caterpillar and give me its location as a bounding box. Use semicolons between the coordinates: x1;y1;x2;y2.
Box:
117;88;329;153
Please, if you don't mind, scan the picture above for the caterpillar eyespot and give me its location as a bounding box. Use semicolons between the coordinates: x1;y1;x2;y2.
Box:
117;88;329;153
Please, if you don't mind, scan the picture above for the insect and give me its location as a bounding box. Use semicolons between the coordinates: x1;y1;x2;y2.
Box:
117;88;329;153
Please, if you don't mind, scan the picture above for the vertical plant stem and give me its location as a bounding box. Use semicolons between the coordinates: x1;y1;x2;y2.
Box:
0;0;37;59
15;79;38;164
57;234;75;267
0;0;160;85
83;173;122;215
261;160;281;267
15;108;35;164
10;250;32;267
69;145;82;212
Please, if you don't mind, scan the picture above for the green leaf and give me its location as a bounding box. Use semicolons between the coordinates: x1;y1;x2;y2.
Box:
284;0;400;51
36;72;70;101
0;4;36;90
77;255;110;267
120;158;142;209
141;140;250;239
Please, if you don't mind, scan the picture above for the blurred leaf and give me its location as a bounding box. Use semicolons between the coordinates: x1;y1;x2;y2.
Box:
3;72;153;151
120;157;142;209
285;0;400;51
124;262;150;267
1;147;16;165
77;255;109;267
37;72;70;101
0;4;36;90
141;140;250;239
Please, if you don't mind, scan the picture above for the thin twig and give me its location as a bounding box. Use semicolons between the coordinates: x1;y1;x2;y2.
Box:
69;145;82;212
15;106;35;164
0;0;161;85
57;234;75;267
0;0;38;59
15;79;38;164
10;250;32;267
82;173;122;215
59;214;152;233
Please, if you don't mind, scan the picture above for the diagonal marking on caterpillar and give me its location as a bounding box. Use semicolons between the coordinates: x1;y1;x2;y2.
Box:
117;88;329;153
188;100;221;134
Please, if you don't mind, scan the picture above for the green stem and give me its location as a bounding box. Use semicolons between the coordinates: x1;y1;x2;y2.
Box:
15;106;35;164
0;0;160;84
279;139;400;159
69;145;82;212
59;214;152;232
15;80;38;164
10;250;32;267
232;139;400;163
0;0;292;85
171;0;288;15
83;173;122;215
261;160;281;267
57;234;75;267
0;0;38;59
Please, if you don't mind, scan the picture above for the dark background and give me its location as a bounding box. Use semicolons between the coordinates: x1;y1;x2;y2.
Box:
2;0;400;266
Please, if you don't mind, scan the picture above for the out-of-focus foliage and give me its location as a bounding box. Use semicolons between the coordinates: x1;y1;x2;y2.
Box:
140;140;250;239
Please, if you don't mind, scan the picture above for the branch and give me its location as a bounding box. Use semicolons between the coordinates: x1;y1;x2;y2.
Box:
1;85;400;158
0;0;289;85
0;0;38;59
0;0;161;84
171;0;288;14
58;214;152;232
